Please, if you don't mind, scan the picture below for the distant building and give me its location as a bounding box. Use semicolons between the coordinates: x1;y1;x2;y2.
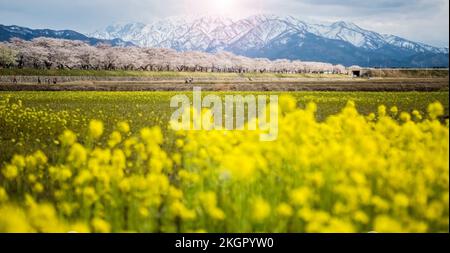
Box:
347;66;370;78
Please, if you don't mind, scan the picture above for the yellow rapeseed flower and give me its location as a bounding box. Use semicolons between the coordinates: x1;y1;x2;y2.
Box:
276;203;293;217
91;218;111;233
251;197;271;222
58;129;77;146
374;215;403;233
89;120;104;139
2;164;18;180
67;143;87;167
108;131;122;148
428;102;444;119
0;187;8;202
117;121;130;134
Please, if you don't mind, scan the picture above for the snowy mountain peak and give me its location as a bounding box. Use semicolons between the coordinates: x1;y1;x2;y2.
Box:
331;21;360;30
89;14;448;67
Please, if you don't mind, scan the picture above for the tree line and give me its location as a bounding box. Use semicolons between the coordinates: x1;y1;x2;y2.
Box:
0;37;347;74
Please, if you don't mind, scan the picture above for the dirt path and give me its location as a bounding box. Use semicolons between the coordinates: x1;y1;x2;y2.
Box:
0;78;448;91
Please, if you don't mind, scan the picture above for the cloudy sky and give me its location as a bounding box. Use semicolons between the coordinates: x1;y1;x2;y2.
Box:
0;0;448;47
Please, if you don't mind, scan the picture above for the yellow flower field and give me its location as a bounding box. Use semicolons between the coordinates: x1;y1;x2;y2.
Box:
0;94;448;232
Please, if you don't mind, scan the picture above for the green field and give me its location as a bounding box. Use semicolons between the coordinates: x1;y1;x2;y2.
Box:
1;91;448;163
1;68;448;79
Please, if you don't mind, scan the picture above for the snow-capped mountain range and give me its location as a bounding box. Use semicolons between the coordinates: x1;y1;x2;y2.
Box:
90;14;449;67
0;24;133;47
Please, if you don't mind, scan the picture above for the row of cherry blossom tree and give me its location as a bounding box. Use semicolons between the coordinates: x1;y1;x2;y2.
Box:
0;38;347;74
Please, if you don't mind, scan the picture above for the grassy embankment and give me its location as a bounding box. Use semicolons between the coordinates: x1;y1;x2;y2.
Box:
0;68;346;78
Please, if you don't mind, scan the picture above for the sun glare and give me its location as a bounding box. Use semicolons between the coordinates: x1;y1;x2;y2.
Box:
215;0;232;9
210;0;237;15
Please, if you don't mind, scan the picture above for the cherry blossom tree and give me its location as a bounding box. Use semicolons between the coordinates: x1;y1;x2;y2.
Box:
0;43;18;68
1;37;348;74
